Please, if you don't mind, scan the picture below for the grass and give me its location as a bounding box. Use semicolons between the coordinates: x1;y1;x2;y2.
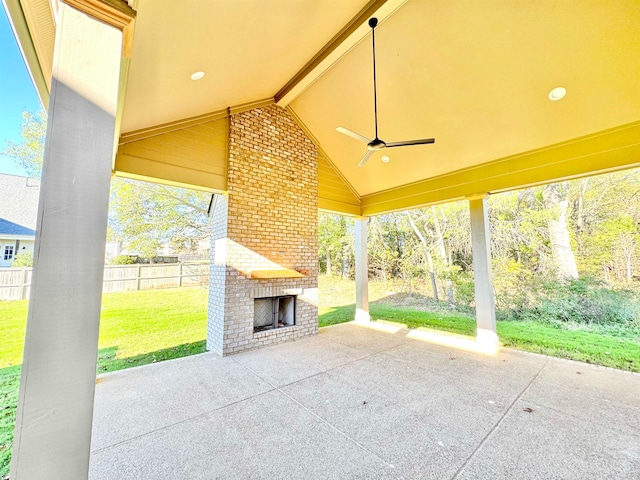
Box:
0;367;19;478
96;288;207;372
0;288;208;369
0;287;208;477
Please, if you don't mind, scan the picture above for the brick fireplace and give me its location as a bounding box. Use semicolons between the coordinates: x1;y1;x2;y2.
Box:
206;105;318;355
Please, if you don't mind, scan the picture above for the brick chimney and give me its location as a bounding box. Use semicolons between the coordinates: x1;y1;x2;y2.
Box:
207;105;319;355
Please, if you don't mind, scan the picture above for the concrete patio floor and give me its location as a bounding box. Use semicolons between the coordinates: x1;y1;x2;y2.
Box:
89;322;640;479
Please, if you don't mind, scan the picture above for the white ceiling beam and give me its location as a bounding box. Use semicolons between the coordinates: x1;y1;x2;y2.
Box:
275;0;407;107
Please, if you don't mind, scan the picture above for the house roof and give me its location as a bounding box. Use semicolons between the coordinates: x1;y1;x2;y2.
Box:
0;218;36;237
5;0;640;216
0;174;40;230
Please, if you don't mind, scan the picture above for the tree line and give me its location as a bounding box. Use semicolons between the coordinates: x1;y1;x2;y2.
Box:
320;170;640;318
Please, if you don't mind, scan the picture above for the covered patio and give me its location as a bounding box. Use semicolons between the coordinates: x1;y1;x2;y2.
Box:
4;0;640;478
89;322;640;479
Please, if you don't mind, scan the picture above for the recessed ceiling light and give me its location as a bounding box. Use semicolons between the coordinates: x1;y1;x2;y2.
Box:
381;155;390;163
548;87;566;101
190;71;205;81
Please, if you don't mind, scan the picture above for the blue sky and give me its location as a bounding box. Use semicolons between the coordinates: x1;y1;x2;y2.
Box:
0;6;42;177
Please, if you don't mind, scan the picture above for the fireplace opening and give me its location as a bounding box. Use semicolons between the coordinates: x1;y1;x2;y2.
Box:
253;295;296;333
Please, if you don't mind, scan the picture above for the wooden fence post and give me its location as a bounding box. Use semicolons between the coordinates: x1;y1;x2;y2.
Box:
21;267;27;300
136;264;142;291
179;263;183;287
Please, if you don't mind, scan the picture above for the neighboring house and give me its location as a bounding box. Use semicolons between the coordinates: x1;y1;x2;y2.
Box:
0;218;36;267
0;174;40;267
104;241;121;263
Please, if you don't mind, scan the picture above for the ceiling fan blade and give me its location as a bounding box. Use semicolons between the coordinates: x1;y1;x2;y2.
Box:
336;126;371;144
386;138;436;148
357;150;374;167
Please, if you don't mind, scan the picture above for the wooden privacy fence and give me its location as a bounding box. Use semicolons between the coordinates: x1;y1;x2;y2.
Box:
0;263;210;301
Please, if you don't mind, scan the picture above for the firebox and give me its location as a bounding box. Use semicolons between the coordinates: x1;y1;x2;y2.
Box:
253;296;296;333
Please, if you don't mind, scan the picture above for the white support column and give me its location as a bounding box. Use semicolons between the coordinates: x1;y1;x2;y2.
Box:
10;2;134;479
468;194;499;352
354;217;370;322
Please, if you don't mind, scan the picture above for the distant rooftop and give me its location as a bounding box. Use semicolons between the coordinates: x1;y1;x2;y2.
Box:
0;218;36;237
0;173;40;231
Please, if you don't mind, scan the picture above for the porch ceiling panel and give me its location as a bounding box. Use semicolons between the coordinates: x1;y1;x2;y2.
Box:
115;114;229;192
290;0;640;197
120;0;368;133
318;152;361;216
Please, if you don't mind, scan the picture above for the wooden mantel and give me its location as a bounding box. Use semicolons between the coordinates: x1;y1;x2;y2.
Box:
248;269;306;279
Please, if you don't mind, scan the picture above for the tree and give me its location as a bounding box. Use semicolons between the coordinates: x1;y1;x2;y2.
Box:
3;109;212;258
318;213;353;276
402;203;470;302
542;182;579;279
108;179;211;258
568;170;640;283
406;210;439;299
2;110;46;178
368;215;403;283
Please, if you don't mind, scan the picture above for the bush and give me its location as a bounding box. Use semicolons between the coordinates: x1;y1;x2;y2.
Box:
112;255;136;265
11;251;33;267
450;270;475;306
493;258;535;315
511;278;640;327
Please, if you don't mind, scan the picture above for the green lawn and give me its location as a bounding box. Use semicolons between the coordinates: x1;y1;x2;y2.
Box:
0;287;208;477
0;366;19;478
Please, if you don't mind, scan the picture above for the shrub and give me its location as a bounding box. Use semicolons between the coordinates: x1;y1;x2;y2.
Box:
112;255;136;265
511;278;640;327
450;270;475;306
493;258;535;315
11;251;33;267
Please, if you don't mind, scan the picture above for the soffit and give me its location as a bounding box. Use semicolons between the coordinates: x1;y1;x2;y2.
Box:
120;0;368;133
290;0;640;196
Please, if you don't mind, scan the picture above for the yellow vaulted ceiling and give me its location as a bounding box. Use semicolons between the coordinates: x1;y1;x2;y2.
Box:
290;0;640;197
8;0;640;215
118;0;640;209
120;0;368;132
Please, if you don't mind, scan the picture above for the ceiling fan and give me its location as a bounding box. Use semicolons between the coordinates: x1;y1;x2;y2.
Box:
336;17;435;167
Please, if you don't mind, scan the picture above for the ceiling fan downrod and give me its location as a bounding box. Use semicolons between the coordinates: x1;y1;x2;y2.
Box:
335;17;435;167
369;17;381;147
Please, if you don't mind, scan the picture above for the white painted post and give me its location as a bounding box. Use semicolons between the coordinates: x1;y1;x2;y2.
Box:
468;194;499;352
354;217;370;322
10;2;134;479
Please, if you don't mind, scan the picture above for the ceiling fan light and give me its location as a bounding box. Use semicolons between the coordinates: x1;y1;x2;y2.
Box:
381;155;390;163
190;71;205;81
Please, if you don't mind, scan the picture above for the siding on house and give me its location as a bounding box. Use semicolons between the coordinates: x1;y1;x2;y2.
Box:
0;174;39;266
